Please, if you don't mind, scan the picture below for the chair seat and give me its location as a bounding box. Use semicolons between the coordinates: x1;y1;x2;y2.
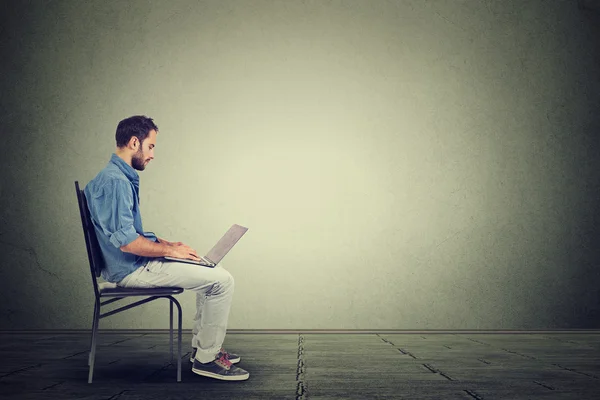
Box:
100;286;184;297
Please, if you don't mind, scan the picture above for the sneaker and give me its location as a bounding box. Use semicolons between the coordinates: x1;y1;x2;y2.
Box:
191;353;249;381
190;347;240;364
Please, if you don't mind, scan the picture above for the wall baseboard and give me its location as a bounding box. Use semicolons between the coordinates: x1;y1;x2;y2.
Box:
1;329;600;334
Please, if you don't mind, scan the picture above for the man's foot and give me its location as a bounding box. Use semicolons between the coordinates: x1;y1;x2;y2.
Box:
190;347;240;364
191;353;249;381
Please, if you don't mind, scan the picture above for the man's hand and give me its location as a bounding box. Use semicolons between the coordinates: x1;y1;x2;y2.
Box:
157;237;174;246
156;237;200;261
168;243;201;261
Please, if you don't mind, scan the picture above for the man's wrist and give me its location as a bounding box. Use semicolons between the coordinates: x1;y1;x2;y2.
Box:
161;242;176;257
158;237;172;246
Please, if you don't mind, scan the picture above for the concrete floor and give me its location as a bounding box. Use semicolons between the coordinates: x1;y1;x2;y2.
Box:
1;331;599;399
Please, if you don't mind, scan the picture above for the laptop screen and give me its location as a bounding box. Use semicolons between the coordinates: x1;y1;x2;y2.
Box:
205;224;248;263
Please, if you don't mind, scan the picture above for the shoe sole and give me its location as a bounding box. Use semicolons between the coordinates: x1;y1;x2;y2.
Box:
190;356;240;364
191;367;249;381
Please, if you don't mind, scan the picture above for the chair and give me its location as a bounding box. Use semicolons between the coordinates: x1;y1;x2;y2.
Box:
75;181;183;383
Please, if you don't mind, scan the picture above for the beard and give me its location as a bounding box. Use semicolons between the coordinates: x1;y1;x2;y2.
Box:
131;148;148;171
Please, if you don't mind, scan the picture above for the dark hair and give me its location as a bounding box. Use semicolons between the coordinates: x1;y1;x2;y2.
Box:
115;115;159;148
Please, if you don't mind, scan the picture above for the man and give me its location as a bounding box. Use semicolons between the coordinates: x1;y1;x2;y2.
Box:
84;115;249;381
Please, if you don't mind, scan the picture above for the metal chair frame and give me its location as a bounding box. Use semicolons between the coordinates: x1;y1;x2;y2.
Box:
75;181;183;383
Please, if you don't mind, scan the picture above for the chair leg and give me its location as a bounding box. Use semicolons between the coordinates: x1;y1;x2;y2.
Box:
167;296;183;382
170;300;174;362
177;299;182;382
88;300;100;383
88;301;99;366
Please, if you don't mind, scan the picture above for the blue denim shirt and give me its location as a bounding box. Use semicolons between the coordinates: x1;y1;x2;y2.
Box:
84;154;157;282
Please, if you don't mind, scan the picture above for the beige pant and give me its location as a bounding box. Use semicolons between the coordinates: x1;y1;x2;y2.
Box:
118;259;234;363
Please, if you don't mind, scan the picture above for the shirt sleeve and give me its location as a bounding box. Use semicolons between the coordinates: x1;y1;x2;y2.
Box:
142;231;158;242
88;179;139;248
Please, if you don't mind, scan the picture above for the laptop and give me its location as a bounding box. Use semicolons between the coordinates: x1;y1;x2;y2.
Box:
163;224;248;267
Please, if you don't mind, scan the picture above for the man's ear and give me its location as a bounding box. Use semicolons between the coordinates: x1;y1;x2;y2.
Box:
128;136;139;150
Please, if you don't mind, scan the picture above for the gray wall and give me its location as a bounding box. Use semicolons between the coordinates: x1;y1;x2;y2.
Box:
1;0;599;330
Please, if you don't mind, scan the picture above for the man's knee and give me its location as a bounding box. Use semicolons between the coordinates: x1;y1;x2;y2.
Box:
220;269;234;290
209;268;234;295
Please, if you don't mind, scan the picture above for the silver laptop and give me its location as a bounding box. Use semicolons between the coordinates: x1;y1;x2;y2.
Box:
163;224;248;267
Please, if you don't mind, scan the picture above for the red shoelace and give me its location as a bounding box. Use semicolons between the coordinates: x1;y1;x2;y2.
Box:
215;353;233;369
220;348;231;360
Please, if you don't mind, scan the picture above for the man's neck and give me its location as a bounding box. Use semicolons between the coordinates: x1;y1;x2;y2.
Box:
115;149;133;167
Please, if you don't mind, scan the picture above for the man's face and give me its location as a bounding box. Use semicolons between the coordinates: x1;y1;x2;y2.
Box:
131;129;157;171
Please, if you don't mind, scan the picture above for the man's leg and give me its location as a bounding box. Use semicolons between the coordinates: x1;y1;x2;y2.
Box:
189;264;234;363
192;291;206;349
192;262;225;347
118;260;249;380
189;263;240;363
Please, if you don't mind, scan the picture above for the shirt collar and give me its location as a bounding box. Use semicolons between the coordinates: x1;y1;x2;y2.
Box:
110;153;139;184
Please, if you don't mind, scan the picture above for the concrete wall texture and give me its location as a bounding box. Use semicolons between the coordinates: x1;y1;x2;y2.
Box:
1;0;599;330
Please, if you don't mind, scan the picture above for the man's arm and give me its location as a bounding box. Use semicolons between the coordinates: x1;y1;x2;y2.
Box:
86;179;199;261
120;236;172;257
121;235;200;260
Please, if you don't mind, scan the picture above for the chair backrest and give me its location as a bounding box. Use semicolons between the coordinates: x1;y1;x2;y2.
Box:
75;181;106;297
